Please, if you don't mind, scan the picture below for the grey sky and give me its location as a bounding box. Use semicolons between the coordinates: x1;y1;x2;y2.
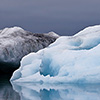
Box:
0;0;100;35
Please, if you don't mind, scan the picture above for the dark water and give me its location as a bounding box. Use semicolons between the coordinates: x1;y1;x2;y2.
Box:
1;75;100;100
0;75;20;100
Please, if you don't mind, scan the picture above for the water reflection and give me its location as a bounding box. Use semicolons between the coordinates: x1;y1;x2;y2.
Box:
0;75;20;100
11;82;100;100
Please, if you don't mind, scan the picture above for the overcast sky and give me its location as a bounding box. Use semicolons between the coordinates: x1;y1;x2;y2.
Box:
0;0;100;35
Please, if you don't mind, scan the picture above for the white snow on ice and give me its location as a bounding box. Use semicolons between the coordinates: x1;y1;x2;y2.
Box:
11;25;100;84
0;26;58;72
0;27;25;36
45;31;60;38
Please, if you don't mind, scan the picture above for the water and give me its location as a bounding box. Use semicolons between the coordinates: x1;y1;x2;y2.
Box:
11;83;100;100
1;75;100;100
0;75;20;100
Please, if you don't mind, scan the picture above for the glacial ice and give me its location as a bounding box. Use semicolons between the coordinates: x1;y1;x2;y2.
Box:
11;25;100;83
0;27;58;73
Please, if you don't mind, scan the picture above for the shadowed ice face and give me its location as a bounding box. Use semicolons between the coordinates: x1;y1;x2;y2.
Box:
0;0;100;35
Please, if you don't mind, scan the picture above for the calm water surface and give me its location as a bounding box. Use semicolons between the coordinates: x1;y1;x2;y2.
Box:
0;75;20;100
1;75;100;100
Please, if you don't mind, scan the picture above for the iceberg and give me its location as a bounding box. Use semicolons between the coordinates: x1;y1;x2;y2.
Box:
0;27;58;73
11;25;100;83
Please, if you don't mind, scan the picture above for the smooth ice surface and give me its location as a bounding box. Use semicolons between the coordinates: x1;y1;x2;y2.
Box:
11;25;100;83
11;83;100;100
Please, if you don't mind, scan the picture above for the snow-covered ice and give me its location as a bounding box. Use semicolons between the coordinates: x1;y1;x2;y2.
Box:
0;26;58;73
11;25;100;84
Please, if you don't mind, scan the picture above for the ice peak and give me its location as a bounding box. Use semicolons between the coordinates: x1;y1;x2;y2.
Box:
0;26;25;35
10;26;24;31
75;25;100;36
46;32;59;37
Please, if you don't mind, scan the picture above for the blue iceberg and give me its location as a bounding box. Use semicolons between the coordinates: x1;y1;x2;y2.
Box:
11;25;100;84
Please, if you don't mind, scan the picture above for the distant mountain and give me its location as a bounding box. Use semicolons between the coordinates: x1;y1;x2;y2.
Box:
0;27;59;73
